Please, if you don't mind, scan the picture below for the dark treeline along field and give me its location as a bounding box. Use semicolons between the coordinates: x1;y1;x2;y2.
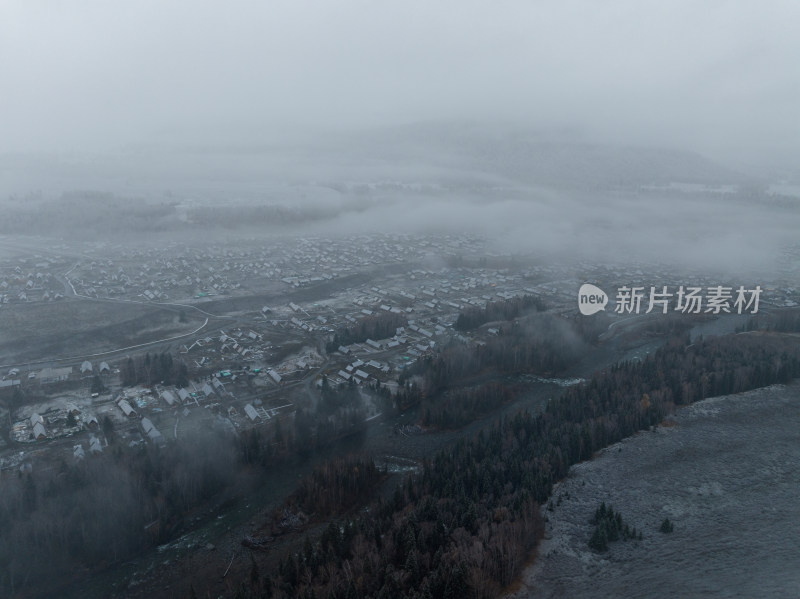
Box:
739;307;800;333
121;352;190;387
277;455;384;524
0;192;331;237
292;377;374;455
222;332;800;599
0;192;181;236
186;204;343;229
394;312;588;413
0;191;384;239
454;294;547;332
420;382;517;429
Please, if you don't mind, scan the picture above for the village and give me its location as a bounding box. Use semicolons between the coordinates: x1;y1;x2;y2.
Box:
1;232;799;477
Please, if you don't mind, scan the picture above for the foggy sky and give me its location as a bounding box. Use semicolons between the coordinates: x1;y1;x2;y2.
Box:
2;1;799;170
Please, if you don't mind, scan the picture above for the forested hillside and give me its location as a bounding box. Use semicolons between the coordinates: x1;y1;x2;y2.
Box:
227;332;800;599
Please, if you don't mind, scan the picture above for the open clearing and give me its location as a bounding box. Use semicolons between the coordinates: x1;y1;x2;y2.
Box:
0;299;204;365
510;383;800;599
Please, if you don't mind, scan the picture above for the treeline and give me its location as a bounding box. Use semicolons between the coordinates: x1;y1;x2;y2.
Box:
238;449;543;599
319;375;364;416
740;307;800;333
571;310;693;345
637;314;696;337
238;379;379;465
3;402;378;596
187;204;332;229
326;312;408;353
570;310;612;343
588;502;641;551
537;333;800;471
420;382;516;429
0;192;179;237
395;314;586;410
0;382;376;596
295;378;369;453
121;352;189;387
2;403;378;596
454;294;546;331
226;332;800;599
0;427;243;597
280;455;384;520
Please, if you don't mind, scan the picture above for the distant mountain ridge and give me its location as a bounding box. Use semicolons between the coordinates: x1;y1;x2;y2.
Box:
0;121;754;201
335;121;751;189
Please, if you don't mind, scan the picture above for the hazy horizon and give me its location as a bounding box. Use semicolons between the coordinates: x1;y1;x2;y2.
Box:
1;1;799;175
1;2;798;277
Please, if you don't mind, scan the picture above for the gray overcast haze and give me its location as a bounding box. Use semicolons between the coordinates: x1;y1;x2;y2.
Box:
1;1;799;170
1;1;799;276
2;8;800;597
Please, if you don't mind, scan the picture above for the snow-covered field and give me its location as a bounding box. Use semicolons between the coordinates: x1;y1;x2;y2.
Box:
510;383;800;598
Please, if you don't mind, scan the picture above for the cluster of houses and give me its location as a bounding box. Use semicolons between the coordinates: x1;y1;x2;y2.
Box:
174;263;550;398
59;233;499;303
0;262;65;303
12;361;112;386
8;235;800;477
107;373;297;441
72;434;103;460
334;356;390;384
11;402;99;444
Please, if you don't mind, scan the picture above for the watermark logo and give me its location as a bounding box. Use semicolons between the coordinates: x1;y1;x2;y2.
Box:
578;283;762;315
578;283;608;315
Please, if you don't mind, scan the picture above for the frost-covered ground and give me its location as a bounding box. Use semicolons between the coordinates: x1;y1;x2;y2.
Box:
510;383;800;599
